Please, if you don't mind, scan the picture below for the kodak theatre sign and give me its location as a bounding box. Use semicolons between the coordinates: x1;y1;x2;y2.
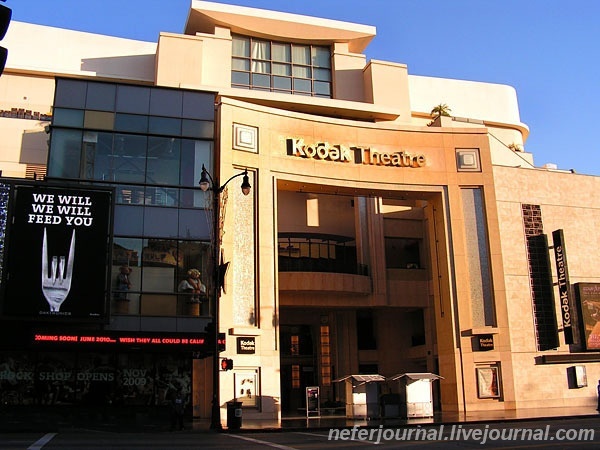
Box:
286;139;427;168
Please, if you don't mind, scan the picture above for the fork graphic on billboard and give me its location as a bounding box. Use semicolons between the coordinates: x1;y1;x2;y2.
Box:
41;228;75;312
0;184;112;320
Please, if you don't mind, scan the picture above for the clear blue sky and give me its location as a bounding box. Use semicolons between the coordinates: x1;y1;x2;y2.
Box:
8;0;600;175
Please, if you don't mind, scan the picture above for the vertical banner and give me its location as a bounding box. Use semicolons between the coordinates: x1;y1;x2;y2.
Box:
1;184;112;321
576;283;600;350
552;229;574;344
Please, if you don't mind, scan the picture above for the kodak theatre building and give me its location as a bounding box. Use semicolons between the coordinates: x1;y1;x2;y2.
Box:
1;1;600;427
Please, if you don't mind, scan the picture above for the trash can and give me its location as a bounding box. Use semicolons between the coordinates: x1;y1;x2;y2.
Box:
380;393;401;418
226;401;242;429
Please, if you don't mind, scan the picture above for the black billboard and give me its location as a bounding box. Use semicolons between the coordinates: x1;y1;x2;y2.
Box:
0;182;113;321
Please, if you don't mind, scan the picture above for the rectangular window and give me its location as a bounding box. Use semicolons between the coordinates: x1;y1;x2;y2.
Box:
231;35;331;98
357;310;377;350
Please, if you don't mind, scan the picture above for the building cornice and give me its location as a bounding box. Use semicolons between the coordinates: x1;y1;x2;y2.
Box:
185;0;375;53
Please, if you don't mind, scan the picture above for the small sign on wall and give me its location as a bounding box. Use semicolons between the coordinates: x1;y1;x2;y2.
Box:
236;336;255;354
476;367;501;398
567;365;587;389
477;334;494;351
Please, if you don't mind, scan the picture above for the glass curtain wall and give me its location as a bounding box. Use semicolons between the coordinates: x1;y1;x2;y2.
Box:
48;79;216;317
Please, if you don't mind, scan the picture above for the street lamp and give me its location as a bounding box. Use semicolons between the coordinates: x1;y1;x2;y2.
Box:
199;163;251;430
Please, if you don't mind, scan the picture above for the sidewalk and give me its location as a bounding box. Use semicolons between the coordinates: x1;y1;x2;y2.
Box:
191;405;600;432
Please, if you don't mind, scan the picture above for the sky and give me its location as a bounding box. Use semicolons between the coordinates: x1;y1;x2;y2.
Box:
8;0;600;176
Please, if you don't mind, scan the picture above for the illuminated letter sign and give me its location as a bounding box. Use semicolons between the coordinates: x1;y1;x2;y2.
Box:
286;138;426;167
552;229;574;344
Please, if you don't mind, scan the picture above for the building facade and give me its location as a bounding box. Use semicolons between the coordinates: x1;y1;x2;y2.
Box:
1;1;599;427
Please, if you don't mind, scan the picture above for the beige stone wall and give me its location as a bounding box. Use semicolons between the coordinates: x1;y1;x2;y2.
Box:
494;165;600;408
219;96;516;414
0;74;54;178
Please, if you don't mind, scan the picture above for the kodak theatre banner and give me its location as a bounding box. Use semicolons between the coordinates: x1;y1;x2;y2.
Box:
0;183;113;321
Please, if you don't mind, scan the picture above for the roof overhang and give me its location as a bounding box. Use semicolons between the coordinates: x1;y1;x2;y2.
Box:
333;374;386;386
388;373;444;383
186;0;376;53
219;87;401;122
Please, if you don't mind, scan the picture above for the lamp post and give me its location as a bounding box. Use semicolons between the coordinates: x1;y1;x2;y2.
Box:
199;163;251;430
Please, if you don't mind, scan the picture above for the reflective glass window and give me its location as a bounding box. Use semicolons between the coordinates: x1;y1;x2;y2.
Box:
232;72;250;85
112;236;143;292
115;185;145;205
81;131;113;181
252;73;270;88
314;81;331;97
232;36;250;57
231;36;331;98
86;83;116;111
143;207;179;237
181;120;213;139
232;58;249;71
147;137;180;186
54;79;87;108
150;89;182;117
314;68;331;82
113;134;147;183
113;205;144;236
272;42;291;62
141;238;179;292
149;117;181;136
116;85;150;114
53;108;84;128
48;129;82;178
115;113;148;133
84;111;115;130
180;140;211;189
273;76;292;91
178;208;210;240
273;63;291;76
182;91;215;120
144;186;179;206
312;47;331;68
294;79;312;93
293;66;311;79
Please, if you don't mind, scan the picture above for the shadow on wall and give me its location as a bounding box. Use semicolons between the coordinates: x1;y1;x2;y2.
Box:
81;54;156;80
20;128;49;167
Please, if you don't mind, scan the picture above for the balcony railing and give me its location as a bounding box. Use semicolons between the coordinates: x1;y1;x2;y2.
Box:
278;233;368;276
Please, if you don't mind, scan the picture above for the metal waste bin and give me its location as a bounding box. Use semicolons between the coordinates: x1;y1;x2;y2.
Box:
380;393;401;418
226;401;242;429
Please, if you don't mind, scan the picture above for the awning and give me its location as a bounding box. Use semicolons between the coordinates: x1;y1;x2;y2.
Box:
387;373;444;384
333;374;386;387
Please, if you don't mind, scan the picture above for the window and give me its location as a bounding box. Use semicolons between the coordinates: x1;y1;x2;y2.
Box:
49;80;218;320
384;237;421;269
232;35;331;98
111;238;210;317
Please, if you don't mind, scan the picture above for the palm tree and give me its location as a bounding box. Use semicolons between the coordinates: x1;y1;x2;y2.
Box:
430;103;451;120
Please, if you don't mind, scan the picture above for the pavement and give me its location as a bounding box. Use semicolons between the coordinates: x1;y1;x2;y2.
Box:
190;405;600;432
2;405;598;434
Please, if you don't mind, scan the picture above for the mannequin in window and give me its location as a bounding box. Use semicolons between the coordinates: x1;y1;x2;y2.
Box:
116;265;132;300
178;268;206;303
